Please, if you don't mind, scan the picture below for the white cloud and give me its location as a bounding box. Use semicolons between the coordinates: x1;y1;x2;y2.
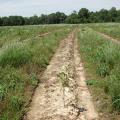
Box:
0;0;120;16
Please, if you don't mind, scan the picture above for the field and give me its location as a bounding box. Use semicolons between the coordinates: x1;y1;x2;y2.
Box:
0;23;120;120
0;25;74;120
88;23;120;41
78;24;120;119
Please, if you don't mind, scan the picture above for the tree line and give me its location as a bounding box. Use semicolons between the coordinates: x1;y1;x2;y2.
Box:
0;7;120;26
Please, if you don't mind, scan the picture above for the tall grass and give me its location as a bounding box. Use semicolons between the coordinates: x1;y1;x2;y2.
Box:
89;23;120;40
78;27;120;113
0;25;72;120
0;25;68;47
0;44;32;67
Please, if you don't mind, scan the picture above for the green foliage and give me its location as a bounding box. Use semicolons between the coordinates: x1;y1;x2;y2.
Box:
78;8;90;23
0;85;6;101
107;66;120;111
78;27;120;112
0;7;120;26
0;113;9;120
0;44;32;67
30;73;39;86
86;79;98;86
0;25;71;120
89;23;120;40
58;72;69;87
97;63;110;77
9;96;24;111
57;66;70;87
95;43;120;77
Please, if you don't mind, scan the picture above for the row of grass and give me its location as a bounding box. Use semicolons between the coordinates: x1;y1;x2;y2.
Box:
0;25;73;120
0;25;68;47
78;26;120;119
88;23;120;41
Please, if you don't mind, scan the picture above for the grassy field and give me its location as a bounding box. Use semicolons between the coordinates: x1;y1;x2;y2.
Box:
0;25;74;120
78;25;120;119
0;23;120;120
0;25;69;48
88;23;120;41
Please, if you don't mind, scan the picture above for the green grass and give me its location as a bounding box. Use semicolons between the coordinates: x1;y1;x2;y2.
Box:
78;26;120;119
0;25;68;47
0;44;32;67
88;23;120;41
0;25;73;120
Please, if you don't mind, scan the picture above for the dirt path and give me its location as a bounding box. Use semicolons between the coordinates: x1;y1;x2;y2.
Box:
89;28;120;44
24;30;98;120
38;32;50;37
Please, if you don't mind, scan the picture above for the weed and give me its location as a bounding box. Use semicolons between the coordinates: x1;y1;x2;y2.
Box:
9;96;24;111
86;79;98;86
0;85;6;101
30;73;39;86
58;72;69;87
78;26;120;113
57;66;70;87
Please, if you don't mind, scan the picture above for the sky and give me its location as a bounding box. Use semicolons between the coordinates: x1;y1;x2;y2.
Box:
0;0;120;17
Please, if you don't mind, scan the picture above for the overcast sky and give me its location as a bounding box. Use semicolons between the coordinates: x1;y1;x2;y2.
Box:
0;0;120;16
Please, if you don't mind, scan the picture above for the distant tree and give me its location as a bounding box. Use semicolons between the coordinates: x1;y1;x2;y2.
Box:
39;14;48;24
2;17;9;26
29;15;39;25
0;17;3;26
89;12;99;23
8;16;25;25
109;7;118;22
78;8;90;23
55;12;67;23
98;9;110;22
47;13;57;24
24;17;30;25
65;11;79;24
116;10;120;22
0;7;120;26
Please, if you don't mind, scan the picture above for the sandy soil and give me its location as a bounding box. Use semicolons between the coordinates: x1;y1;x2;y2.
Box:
24;30;99;120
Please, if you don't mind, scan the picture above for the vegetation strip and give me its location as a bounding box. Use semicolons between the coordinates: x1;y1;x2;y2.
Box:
74;35;98;119
78;27;120;119
89;27;120;44
0;26;71;120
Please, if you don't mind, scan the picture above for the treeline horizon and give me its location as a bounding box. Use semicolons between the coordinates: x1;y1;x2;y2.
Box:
0;7;120;26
